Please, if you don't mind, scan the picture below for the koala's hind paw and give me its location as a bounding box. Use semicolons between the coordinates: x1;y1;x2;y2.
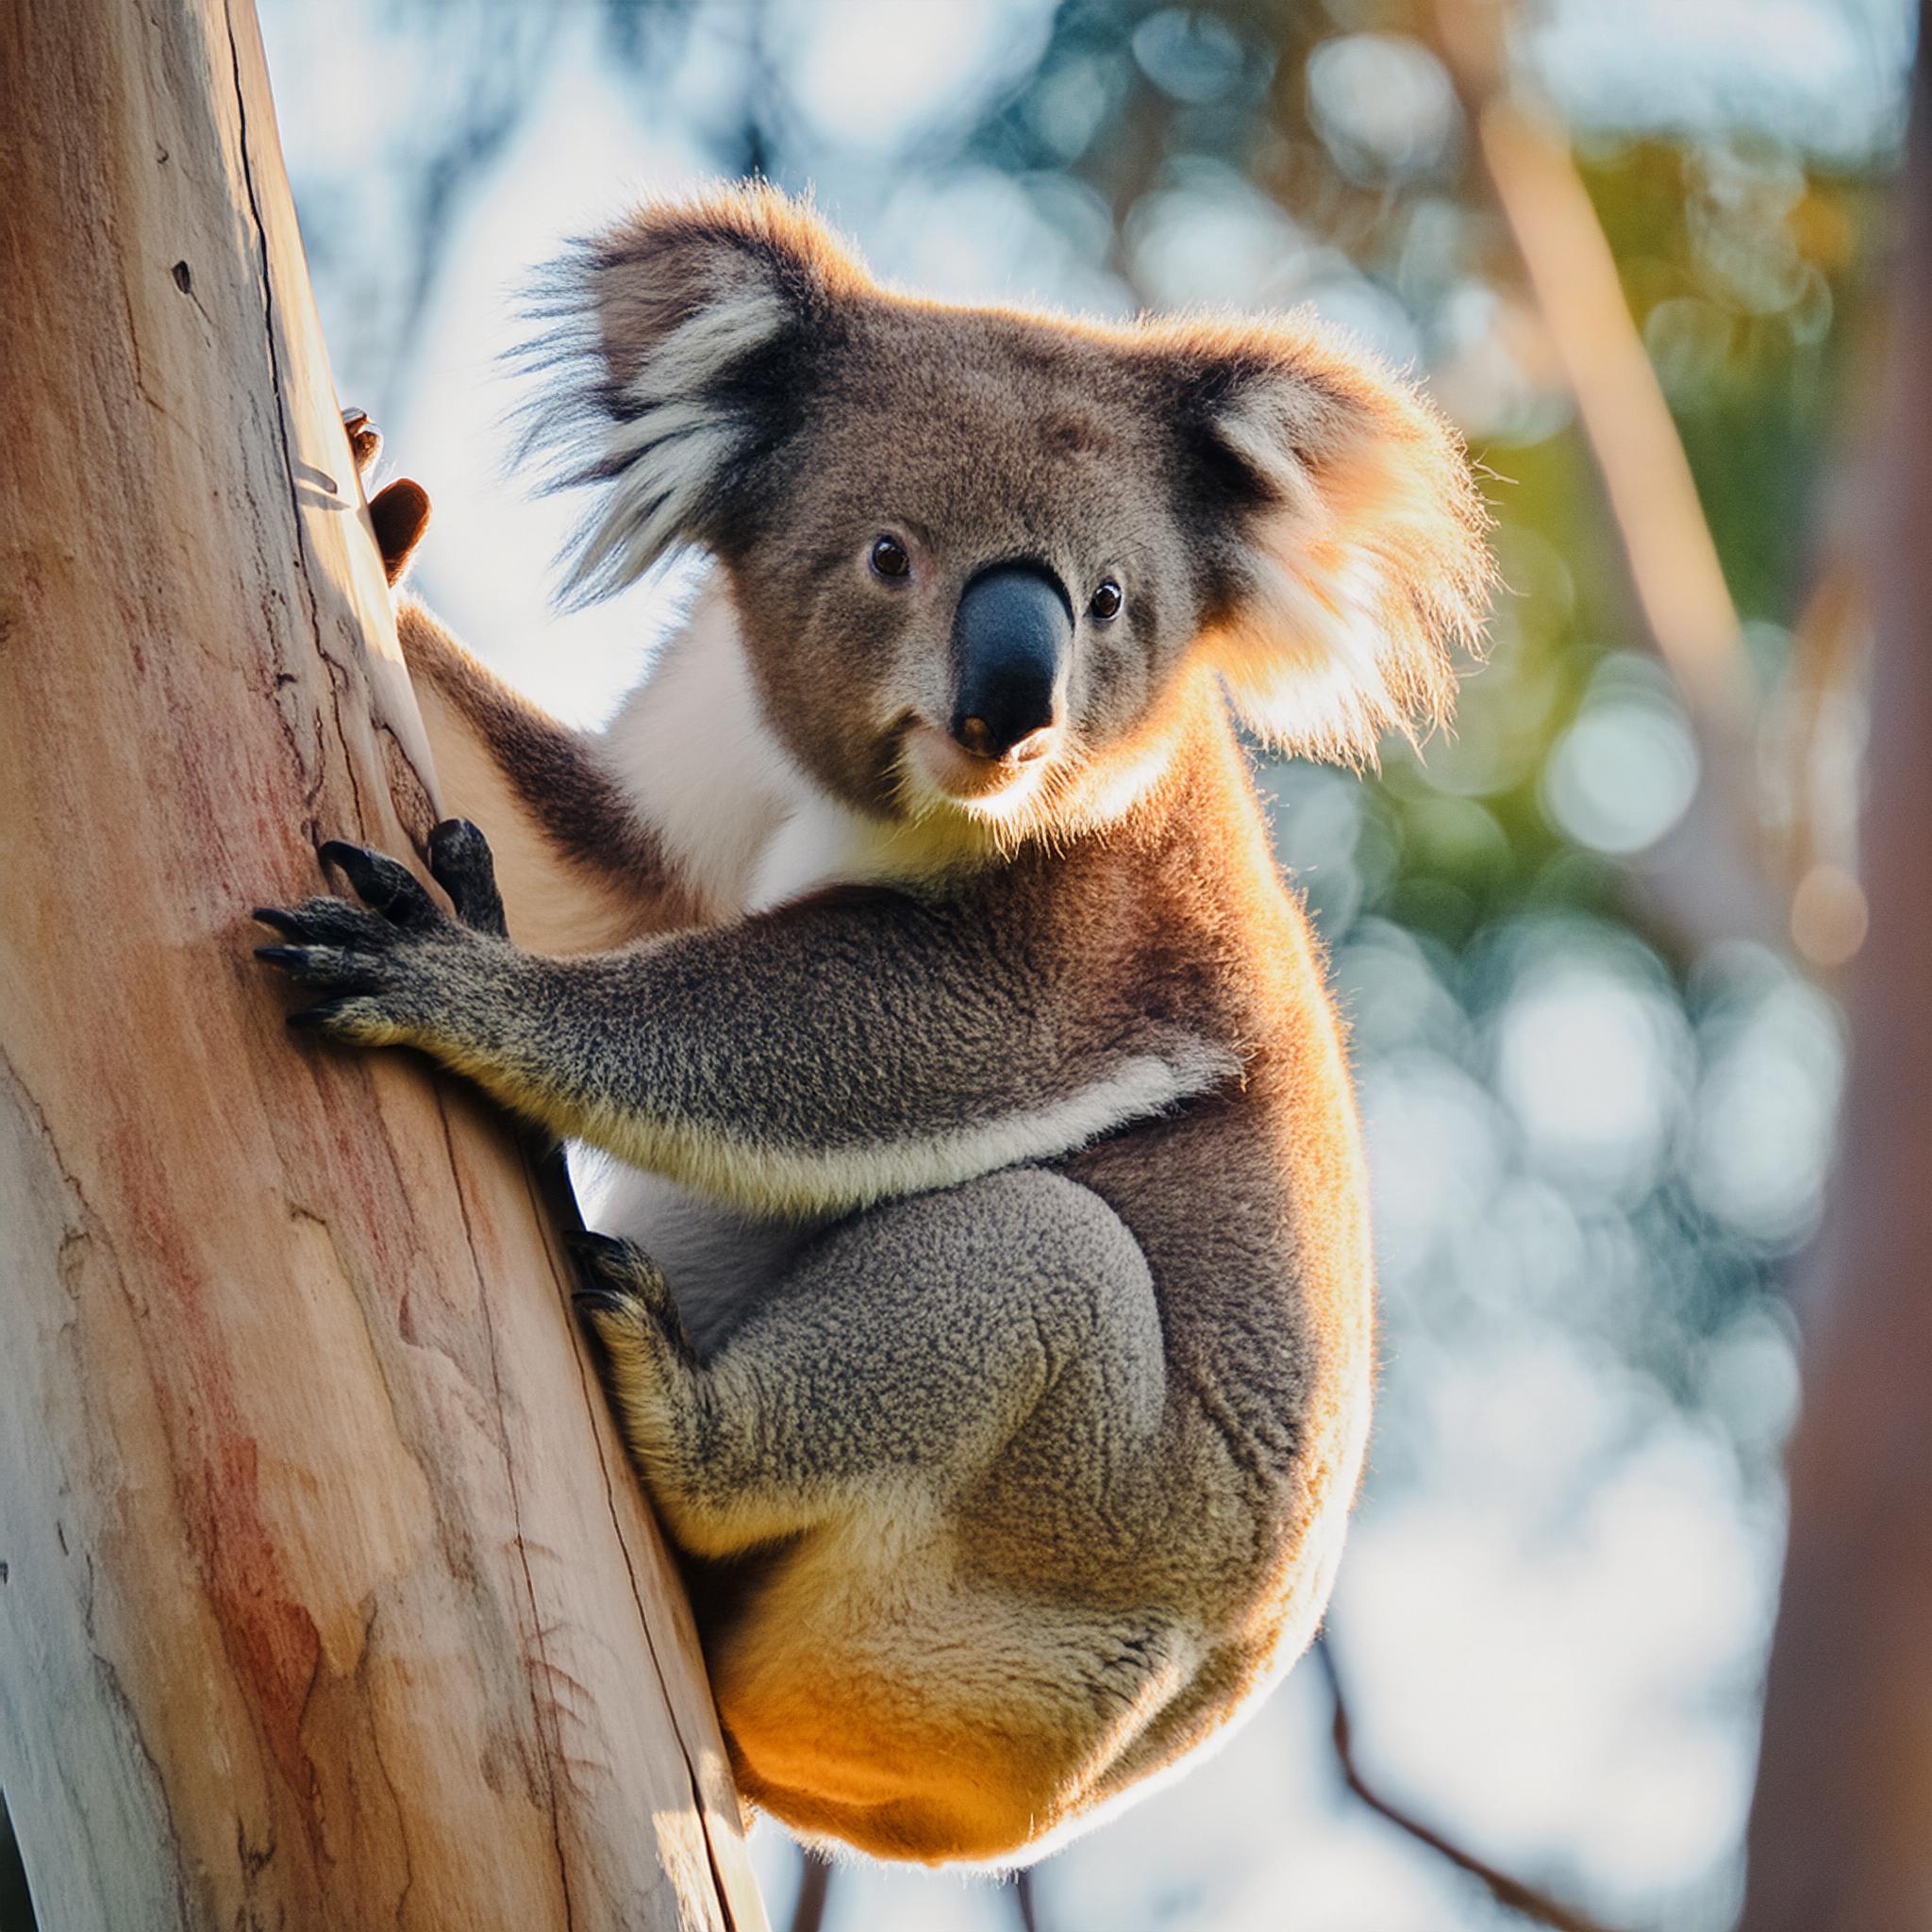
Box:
568;1232;693;1362
568;1229;671;1304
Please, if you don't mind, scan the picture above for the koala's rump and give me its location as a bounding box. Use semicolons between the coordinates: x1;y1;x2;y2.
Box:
690;1097;1368;1866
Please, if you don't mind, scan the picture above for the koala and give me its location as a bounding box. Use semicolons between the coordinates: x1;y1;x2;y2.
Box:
259;189;1489;1867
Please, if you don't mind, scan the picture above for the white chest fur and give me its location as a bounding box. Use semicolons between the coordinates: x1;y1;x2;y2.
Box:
596;576;901;918
582;576;882;1339
597;580;793;917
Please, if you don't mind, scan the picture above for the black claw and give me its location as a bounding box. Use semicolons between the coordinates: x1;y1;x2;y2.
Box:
565;1230;632;1280
318;839;377;880
287;1002;344;1029
573;1286;633;1316
254;944;308;969
319;840;439;928
428;818;508;938
253;907;306;937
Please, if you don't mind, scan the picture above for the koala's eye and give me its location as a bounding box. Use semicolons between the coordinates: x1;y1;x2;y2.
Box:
1090;579;1124;623
870;535;911;581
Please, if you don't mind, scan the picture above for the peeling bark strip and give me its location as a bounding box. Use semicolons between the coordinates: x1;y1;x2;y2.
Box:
0;5;765;1928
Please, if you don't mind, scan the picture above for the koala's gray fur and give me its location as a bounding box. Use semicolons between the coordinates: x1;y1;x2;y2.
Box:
263;188;1490;1866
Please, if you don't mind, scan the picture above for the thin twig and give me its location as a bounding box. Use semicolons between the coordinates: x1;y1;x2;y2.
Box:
1010;1864;1041;1932
1430;0;1749;736
787;1848;832;1932
1313;1634;1627;1932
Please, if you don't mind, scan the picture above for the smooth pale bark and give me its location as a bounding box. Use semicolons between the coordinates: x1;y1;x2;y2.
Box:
1738;31;1932;1932
0;5;765;1928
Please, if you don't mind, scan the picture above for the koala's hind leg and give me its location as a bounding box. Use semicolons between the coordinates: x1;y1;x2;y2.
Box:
573;1167;1168;1563
576;1171;1190;1860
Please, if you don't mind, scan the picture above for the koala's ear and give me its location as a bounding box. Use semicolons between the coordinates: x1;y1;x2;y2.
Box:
1162;321;1491;764
522;186;867;603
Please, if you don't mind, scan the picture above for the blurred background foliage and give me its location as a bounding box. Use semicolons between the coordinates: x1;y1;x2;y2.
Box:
242;2;1911;1927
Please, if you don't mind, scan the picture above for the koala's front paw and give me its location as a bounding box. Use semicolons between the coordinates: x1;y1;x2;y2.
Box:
254;818;509;1050
341;406;431;585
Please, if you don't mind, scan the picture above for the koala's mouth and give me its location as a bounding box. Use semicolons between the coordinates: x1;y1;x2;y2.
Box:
899;721;1058;814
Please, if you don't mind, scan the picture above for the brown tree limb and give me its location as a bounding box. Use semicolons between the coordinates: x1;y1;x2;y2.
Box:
786;1851;831;1932
1738;18;1932;1923
1314;1636;1627;1932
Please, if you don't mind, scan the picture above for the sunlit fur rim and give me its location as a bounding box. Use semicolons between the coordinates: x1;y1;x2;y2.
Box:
1166;311;1496;766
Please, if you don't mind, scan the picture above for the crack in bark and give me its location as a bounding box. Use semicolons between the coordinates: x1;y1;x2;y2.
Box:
221;3;318;664
352;1596;417;1928
0;1045;98;1246
222;0;369;844
116;275;170;420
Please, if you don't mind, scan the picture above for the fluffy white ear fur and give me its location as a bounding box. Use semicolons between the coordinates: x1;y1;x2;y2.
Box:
561;279;789;602
1186;321;1492;765
519;187;866;606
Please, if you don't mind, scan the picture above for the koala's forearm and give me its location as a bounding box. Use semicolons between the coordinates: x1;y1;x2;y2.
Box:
442;905;1234;1213
400;600;702;947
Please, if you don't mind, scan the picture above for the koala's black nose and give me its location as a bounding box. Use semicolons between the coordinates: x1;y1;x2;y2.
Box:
950;562;1074;760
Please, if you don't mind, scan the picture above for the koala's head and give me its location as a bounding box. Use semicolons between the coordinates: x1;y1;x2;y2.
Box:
532;187;1490;839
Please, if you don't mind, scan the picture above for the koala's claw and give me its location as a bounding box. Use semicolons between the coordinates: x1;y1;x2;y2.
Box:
254;942;355;978
253;895;390;947
286;997;362;1032
254;827;509;1049
428;818;508;939
340;407;431;584
253;902;407;1042
319;840;442;928
568;1231;691;1357
342;407;382;477
566;1229;659;1290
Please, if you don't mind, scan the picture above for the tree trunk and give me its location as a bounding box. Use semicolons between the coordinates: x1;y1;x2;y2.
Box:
1737;25;1932;1931
0;5;765;1928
